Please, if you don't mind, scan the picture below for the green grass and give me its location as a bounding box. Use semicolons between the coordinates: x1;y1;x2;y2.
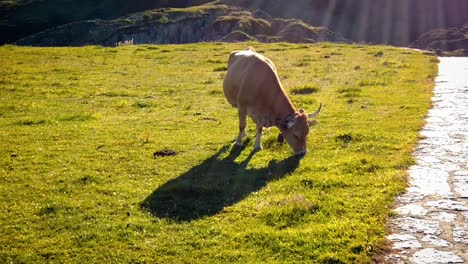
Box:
0;42;437;263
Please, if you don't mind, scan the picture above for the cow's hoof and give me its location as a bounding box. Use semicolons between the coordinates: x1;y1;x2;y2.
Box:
277;133;284;144
253;145;263;152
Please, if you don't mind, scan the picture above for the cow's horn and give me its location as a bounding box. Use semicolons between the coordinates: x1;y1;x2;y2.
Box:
308;103;322;118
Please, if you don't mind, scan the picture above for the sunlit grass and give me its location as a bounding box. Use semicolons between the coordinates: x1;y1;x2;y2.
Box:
0;42;437;263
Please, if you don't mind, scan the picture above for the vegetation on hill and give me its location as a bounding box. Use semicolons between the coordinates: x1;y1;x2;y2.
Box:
0;42;437;262
15;5;348;46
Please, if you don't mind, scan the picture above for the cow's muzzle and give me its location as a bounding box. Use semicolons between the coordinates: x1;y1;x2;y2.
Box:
294;149;307;158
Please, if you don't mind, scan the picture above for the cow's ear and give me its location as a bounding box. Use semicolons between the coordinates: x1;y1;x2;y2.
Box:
299;108;305;113
280;119;295;130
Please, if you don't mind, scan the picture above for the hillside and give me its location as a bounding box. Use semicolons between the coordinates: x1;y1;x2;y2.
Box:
15;5;348;46
0;0;212;44
2;0;468;48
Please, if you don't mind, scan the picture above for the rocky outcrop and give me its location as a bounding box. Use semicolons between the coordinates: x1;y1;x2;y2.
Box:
220;0;468;47
275;20;345;43
219;30;255;42
15;4;349;46
212;12;272;37
0;0;214;45
410;23;468;56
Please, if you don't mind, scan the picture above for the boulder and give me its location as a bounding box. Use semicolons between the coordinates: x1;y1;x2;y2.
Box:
277;21;348;43
220;30;255;42
410;23;468;56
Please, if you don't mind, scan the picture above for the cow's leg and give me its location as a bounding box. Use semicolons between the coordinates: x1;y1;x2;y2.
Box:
253;125;263;151
235;107;247;146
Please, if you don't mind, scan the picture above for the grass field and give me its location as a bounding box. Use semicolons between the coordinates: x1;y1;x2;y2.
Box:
0;43;437;263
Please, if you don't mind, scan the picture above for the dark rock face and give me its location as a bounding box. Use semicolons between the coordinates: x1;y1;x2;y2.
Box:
0;0;214;44
221;0;468;47
410;23;468;56
16;5;349;46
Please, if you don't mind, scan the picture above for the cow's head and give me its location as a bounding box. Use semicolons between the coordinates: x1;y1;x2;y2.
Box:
279;104;322;157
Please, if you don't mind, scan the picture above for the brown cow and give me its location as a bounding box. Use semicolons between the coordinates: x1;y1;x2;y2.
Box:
223;47;321;156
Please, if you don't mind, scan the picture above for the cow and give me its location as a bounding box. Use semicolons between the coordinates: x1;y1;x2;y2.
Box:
223;47;321;157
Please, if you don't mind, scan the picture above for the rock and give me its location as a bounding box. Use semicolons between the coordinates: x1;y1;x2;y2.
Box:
464;212;468;223
397;191;425;204
429;212;457;222
276;21;346;43
271;18;298;34
212;13;271;37
387;234;422;249
394;204;428;216
411;248;464;264
407;165;453;198
453;171;468;198
219;30;255;42
410;23;468;56
453;224;468;244
421;235;450;247
392;217;441;235
425;199;468;211
384;254;408;264
252;9;272;20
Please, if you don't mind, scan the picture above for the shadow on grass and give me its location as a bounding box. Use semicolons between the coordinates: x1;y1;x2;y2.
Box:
141;142;301;222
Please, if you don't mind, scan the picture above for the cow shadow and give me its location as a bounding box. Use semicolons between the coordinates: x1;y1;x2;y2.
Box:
141;142;301;222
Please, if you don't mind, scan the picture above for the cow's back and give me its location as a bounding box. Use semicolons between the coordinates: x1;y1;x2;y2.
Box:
223;49;280;109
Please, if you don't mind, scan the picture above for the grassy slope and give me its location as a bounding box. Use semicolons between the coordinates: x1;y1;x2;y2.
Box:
0;43;437;263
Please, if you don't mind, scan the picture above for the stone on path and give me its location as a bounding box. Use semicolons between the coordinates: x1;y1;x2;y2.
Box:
411;248;464;264
420;235;450;247
429;211;457;222
407;166;452;198
394;204;428;216
453;224;468;244
425;199;468;211
392;217;441;235
388;234;422;249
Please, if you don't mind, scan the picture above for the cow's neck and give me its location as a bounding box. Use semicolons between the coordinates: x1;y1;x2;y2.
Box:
273;94;296;127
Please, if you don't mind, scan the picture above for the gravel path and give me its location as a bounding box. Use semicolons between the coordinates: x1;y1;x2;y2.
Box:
385;57;468;263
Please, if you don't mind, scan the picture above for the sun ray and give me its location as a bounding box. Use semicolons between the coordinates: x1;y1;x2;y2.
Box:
382;0;393;44
320;0;337;30
356;0;371;43
397;0;410;46
435;0;446;31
